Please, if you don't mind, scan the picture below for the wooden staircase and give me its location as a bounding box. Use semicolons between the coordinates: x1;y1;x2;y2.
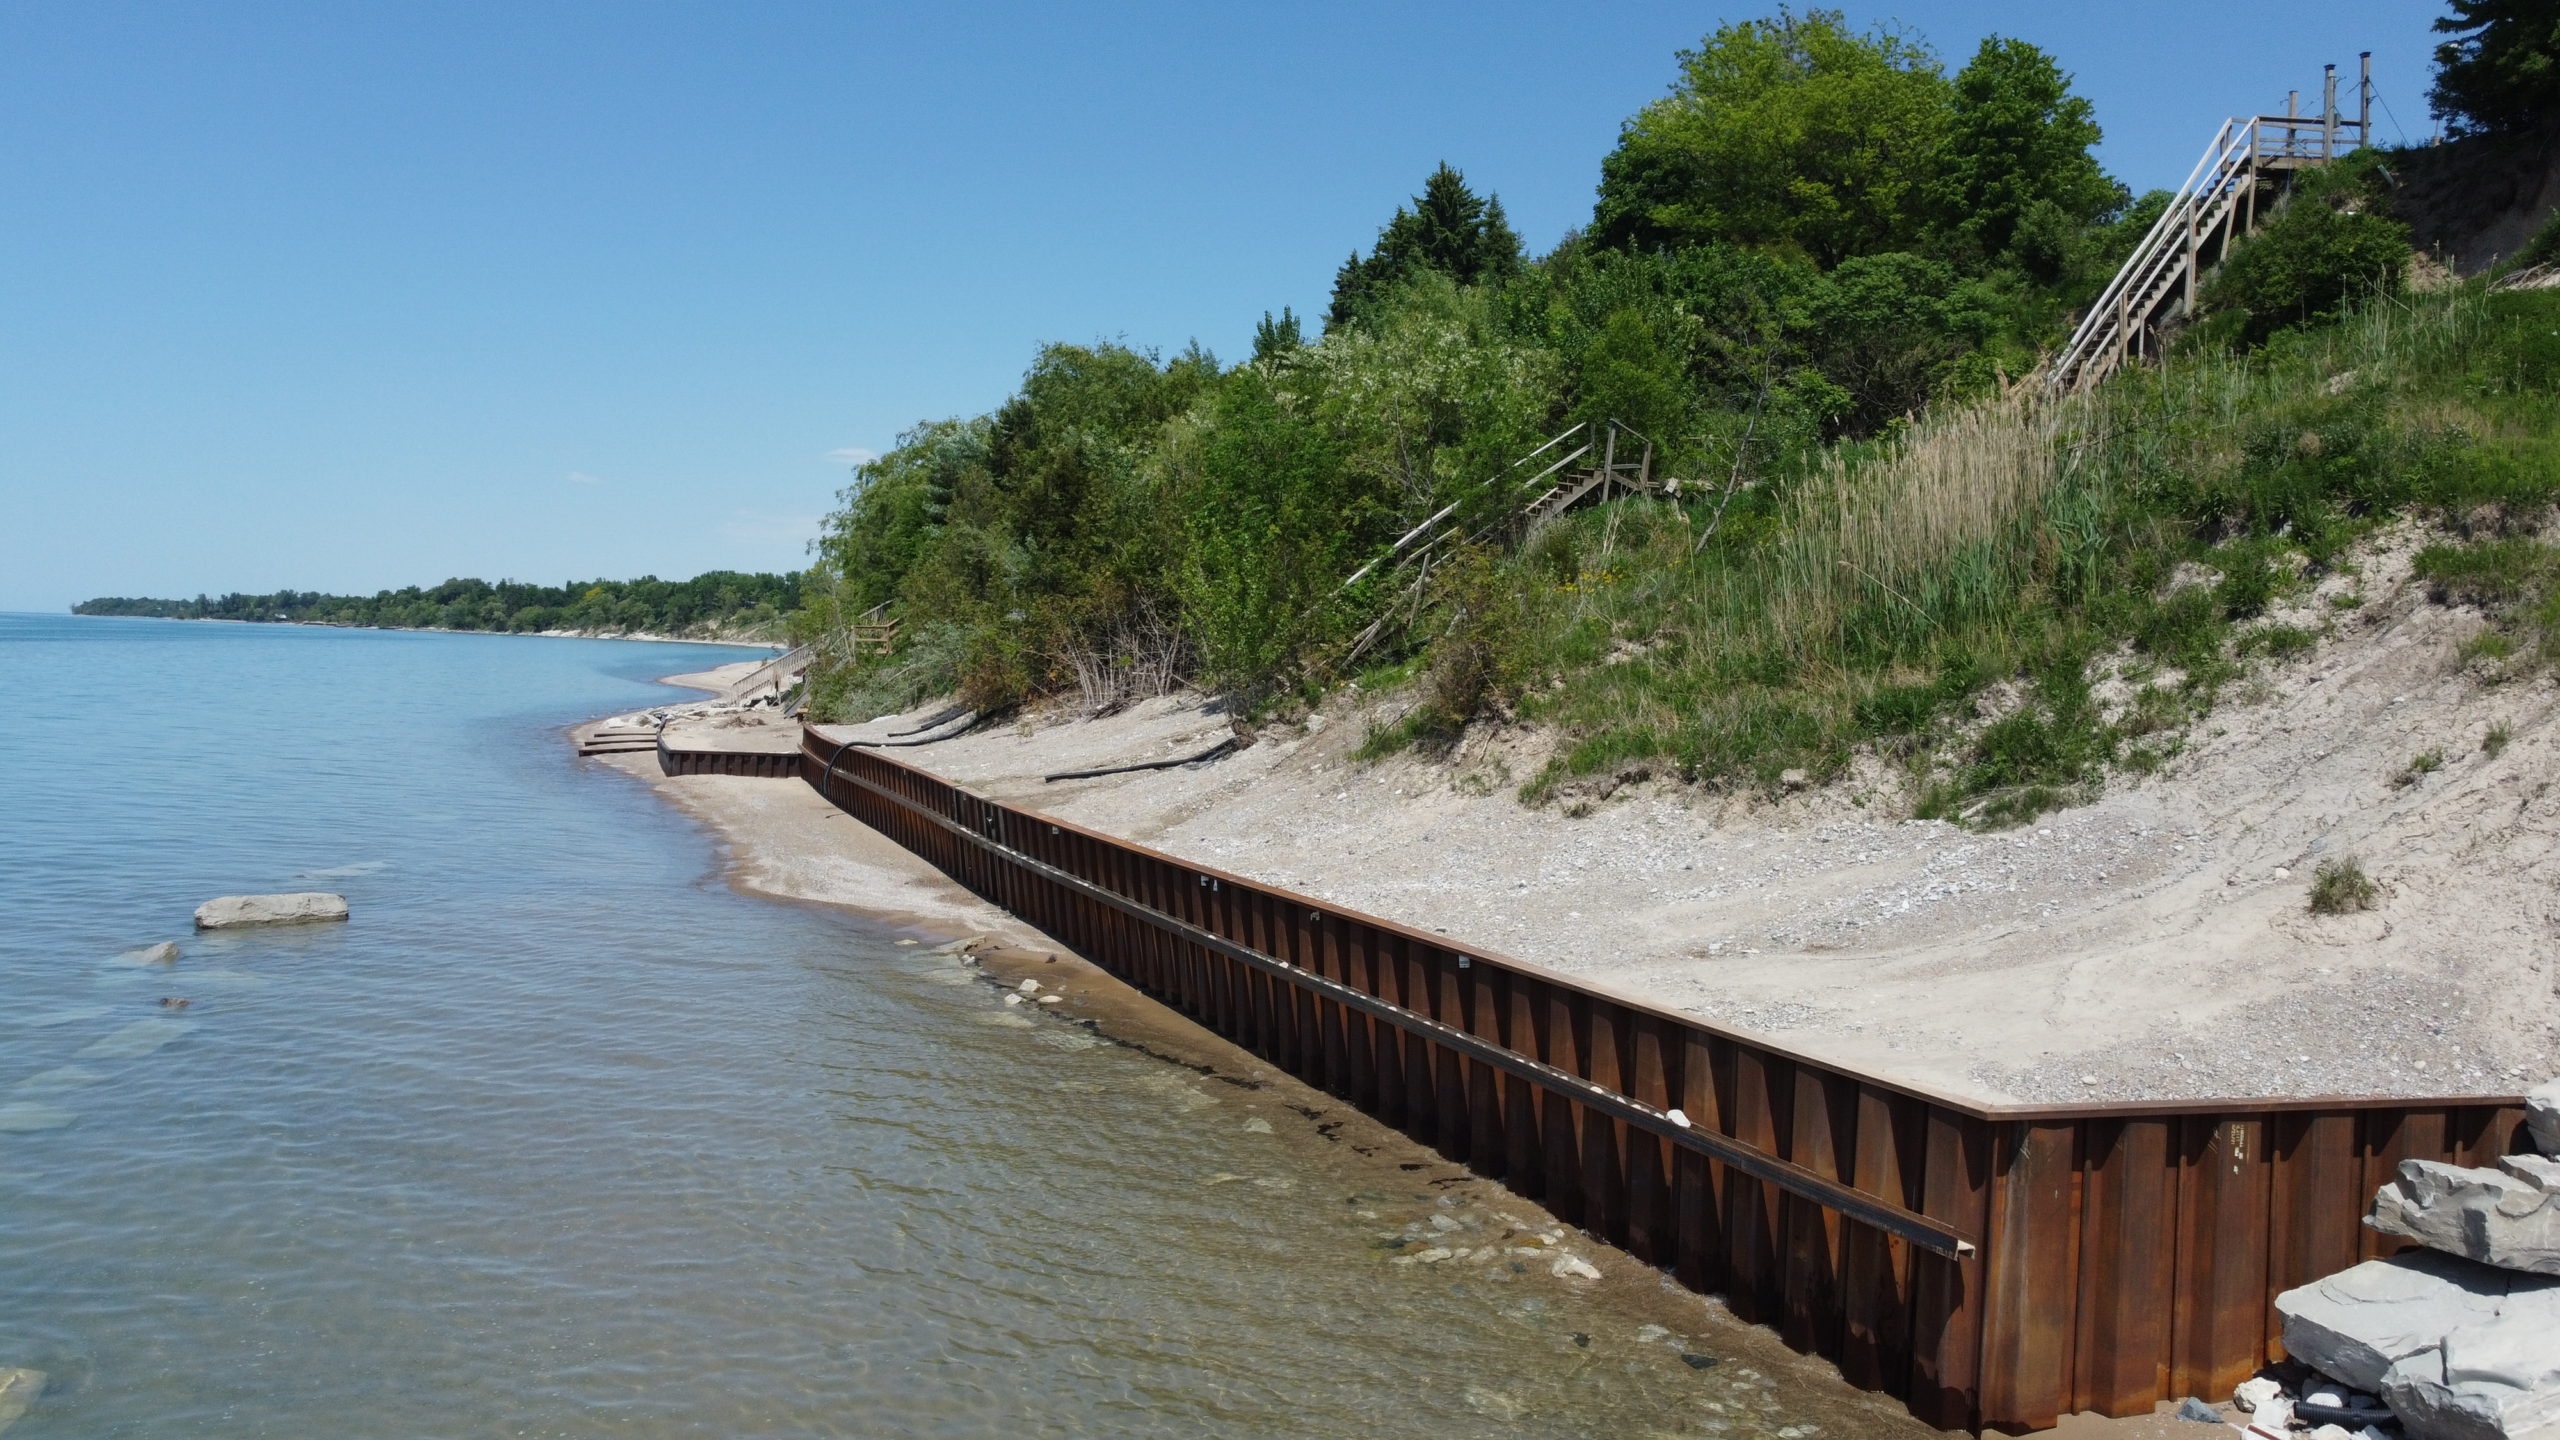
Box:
1517;420;1660;535
851;603;901;657
2049;57;2374;393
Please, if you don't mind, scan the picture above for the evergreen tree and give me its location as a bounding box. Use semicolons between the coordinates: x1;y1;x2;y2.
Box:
1325;164;1523;331
1252;307;1304;364
2430;0;2559;136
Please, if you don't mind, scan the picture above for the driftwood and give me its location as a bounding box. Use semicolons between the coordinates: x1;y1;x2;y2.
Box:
887;703;971;737
846;709;985;748
1043;737;1237;783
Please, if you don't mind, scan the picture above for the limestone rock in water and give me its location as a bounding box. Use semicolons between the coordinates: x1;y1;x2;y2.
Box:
2370;1156;2560;1275
2381;1280;2560;1440
0;1103;74;1133
2276;1250;2512;1393
2529;1077;2560;1157
116;941;180;965
0;1368;45;1433
193;892;348;929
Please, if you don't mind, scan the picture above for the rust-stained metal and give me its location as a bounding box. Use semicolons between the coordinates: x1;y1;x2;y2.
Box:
653;735;801;778
795;730;2530;1434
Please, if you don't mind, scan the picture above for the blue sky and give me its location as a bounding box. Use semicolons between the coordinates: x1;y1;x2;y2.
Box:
0;1;2448;611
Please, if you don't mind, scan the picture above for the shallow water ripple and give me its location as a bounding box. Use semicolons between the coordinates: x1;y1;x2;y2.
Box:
0;615;1916;1439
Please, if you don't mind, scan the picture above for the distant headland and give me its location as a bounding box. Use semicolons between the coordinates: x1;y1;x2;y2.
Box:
73;571;799;644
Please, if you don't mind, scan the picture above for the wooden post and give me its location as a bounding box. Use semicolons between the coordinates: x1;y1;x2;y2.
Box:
2359;53;2372;148
2245;123;2259;232
2323;65;2338;161
2184;191;2201;317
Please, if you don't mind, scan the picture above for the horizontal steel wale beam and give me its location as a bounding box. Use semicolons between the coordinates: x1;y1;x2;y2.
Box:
813;742;1976;1259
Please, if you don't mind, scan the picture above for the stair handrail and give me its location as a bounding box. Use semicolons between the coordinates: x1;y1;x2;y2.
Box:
2050;70;2375;394
2050;118;2247;391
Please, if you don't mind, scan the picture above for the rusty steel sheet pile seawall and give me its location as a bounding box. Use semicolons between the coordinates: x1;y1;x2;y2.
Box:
655;733;802;778
791;729;2529;1435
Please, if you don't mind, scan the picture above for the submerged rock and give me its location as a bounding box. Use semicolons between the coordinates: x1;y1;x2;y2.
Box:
2371;1156;2560;1275
193;893;347;930
8;1066;104;1096
74;1019;190;1060
0;1103;75;1133
113;942;180;966
0;1368;44;1433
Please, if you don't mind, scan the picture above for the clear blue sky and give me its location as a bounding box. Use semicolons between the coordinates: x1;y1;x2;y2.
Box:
0;1;2448;611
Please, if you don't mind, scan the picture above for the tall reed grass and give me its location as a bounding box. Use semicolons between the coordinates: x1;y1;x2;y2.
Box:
1503;281;2557;819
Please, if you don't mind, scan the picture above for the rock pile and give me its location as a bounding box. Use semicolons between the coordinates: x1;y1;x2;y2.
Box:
2271;1087;2560;1440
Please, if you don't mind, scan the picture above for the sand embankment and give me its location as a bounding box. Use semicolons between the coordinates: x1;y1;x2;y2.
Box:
593;522;2552;1107
788;525;2551;1108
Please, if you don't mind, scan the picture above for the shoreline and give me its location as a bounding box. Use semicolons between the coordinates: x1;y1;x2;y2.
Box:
59;612;784;649
569;675;1971;1440
583;670;2465;1437
598;596;2554;1109
773;525;2553;1110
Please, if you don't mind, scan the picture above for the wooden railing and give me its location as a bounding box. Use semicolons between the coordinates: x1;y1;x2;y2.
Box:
799;727;2525;1433
2051;59;2374;393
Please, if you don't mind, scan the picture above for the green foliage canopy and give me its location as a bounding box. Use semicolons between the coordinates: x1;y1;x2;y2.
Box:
1930;36;2122;272
2430;0;2560;136
1591;9;1951;265
1327;164;1525;331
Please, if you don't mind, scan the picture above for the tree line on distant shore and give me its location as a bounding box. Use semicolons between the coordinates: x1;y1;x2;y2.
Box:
75;572;802;638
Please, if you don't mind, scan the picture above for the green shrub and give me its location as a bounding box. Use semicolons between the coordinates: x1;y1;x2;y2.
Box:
2394;748;2445;787
2309;856;2377;913
2203;163;2410;346
2414;537;2554;605
2238;624;2317;658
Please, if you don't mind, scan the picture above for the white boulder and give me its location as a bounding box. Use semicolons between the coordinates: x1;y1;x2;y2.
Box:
2371;1156;2560;1275
2277;1250;2513;1393
2529;1078;2560;1158
193;893;348;930
2381;1280;2560;1440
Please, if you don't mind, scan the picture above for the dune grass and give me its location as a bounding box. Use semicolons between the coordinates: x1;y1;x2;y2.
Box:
1462;283;2560;823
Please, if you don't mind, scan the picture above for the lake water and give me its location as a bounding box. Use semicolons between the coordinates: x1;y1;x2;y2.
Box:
0;613;1926;1439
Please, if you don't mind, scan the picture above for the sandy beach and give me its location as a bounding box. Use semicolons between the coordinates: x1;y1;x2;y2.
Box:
767;524;2552;1109
597;529;2553;1111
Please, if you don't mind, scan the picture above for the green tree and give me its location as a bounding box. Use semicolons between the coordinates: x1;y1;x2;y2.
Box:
1930;36;2120;273
1179;373;1354;694
1574;308;1691;445
2430;0;2559;136
1251;307;1304;365
1591;8;1951;265
1326;164;1526;330
1796;251;1994;435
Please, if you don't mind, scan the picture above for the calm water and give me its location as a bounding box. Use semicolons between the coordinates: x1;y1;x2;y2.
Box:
0;614;1917;1439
